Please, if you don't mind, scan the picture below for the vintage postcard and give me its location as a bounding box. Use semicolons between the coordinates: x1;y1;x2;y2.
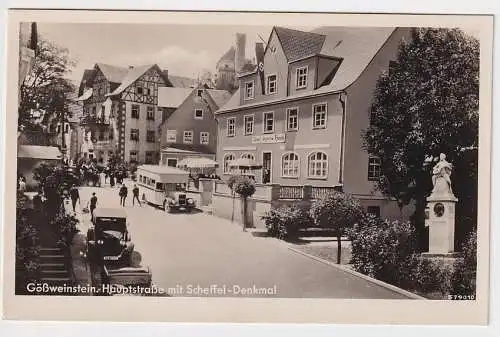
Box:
2;10;493;324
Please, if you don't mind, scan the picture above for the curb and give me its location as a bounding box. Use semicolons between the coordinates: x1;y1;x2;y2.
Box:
288;247;426;300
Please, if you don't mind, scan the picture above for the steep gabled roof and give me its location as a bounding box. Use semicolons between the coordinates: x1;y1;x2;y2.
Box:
95;63;128;83
157;87;193;108
273;27;326;62
206;89;232;108
167;74;196;88
107;64;157;96
217;27;398;114
78;69;96;96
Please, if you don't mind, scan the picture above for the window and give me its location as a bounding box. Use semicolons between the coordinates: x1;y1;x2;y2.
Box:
227;117;236;137
282;152;300;178
286;108;299;131
308;152;328;178
263;111;274;133
368;157;381;181
98;87;104;96
64;124;70;133
137;87;143;95
183;130;193;144
92;106;96;115
130;129;139;141
244;115;254;135
166;130;177;143
200;132;209;145
241;153;255;160
98;131;104;141
367;206;381;218
145;151;155;164
167;158;178;167
147;106;155;120
147;87;152;96
296;66;308;89
131;104;140;119
194;109;203;119
129;151;138;162
244;81;254;100
197;89;203;97
312;103;327;129
223;153;235;174
266;74;277;94
108;130;113;140
146;130;156;143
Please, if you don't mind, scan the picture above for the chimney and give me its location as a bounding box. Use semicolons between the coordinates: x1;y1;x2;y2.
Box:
128;65;134;69
163;69;168;78
255;42;265;66
235;33;246;73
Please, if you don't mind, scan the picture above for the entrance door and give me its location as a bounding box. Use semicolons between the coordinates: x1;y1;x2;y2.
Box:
262;152;272;184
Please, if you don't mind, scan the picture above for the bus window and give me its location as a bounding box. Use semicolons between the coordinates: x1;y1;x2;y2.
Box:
156;182;163;190
139;175;142;182
152;179;155;186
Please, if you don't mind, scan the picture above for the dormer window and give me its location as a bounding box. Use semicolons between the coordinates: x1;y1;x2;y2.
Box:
266;74;277;95
197;89;203;97
244;81;254;100
296;66;308;89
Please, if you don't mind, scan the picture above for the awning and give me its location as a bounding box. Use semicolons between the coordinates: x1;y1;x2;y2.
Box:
17;145;62;160
75;88;93;101
177;157;218;169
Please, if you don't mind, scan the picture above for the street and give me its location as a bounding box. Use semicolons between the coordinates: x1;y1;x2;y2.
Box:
75;182;410;299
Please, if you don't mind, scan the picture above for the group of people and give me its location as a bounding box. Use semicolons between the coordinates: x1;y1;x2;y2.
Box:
103;167;126;187
118;183;141;207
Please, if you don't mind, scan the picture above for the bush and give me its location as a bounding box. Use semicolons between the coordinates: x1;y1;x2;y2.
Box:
262;206;314;239
51;212;80;246
348;215;419;285
226;175;239;191
451;230;477;295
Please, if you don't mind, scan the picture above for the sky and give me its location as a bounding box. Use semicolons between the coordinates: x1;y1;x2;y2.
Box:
36;23;480;86
37;23;281;85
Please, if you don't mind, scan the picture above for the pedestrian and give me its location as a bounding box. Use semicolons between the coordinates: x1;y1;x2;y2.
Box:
132;184;141;206
18;177;26;192
89;192;98;218
119;184;128;207
110;173;115;188
69;184;80;213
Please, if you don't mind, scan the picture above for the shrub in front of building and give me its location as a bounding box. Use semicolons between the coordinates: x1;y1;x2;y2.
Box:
232;175;256;230
311;192;364;264
450;230;477;296
262;206;314;240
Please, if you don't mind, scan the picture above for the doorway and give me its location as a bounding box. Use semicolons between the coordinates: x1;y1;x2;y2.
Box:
262;151;272;184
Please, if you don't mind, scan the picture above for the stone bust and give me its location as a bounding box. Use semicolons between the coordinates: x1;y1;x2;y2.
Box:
431;153;455;197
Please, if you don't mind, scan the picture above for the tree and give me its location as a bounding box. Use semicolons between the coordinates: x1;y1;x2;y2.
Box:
19;37;76;133
362;28;479;248
311;192;364;264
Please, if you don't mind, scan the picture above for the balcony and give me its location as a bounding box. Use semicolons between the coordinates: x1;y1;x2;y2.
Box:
80;114;110;126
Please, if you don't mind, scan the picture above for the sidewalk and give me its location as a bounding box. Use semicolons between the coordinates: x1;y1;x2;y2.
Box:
64;199;93;293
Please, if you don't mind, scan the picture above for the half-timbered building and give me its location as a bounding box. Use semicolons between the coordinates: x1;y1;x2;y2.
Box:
76;63;193;164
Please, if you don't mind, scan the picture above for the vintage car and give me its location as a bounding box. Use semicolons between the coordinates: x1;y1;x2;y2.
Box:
164;187;196;213
87;208;134;266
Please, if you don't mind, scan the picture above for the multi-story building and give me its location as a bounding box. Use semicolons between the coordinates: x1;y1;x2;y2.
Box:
158;85;231;167
214;26;414;219
76;63;193;164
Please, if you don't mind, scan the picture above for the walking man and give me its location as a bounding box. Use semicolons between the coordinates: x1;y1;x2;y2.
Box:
89;192;98;219
119;184;128;207
132;184;141;206
69;184;80;213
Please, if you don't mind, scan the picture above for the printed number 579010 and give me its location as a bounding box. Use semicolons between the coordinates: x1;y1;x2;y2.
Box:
448;294;475;300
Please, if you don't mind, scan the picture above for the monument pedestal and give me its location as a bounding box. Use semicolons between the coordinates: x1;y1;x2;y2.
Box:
425;193;458;255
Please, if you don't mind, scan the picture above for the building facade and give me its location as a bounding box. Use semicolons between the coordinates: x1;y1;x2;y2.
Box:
214;26;415;220
159;85;231;167
76;63;192;165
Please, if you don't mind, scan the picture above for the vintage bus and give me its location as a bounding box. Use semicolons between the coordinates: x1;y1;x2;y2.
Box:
136;165;196;212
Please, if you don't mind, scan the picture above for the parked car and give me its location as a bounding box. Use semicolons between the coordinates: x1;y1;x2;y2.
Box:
87;208;134;266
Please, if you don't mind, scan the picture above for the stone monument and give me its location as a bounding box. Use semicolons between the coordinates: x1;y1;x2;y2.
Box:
425;153;458;255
